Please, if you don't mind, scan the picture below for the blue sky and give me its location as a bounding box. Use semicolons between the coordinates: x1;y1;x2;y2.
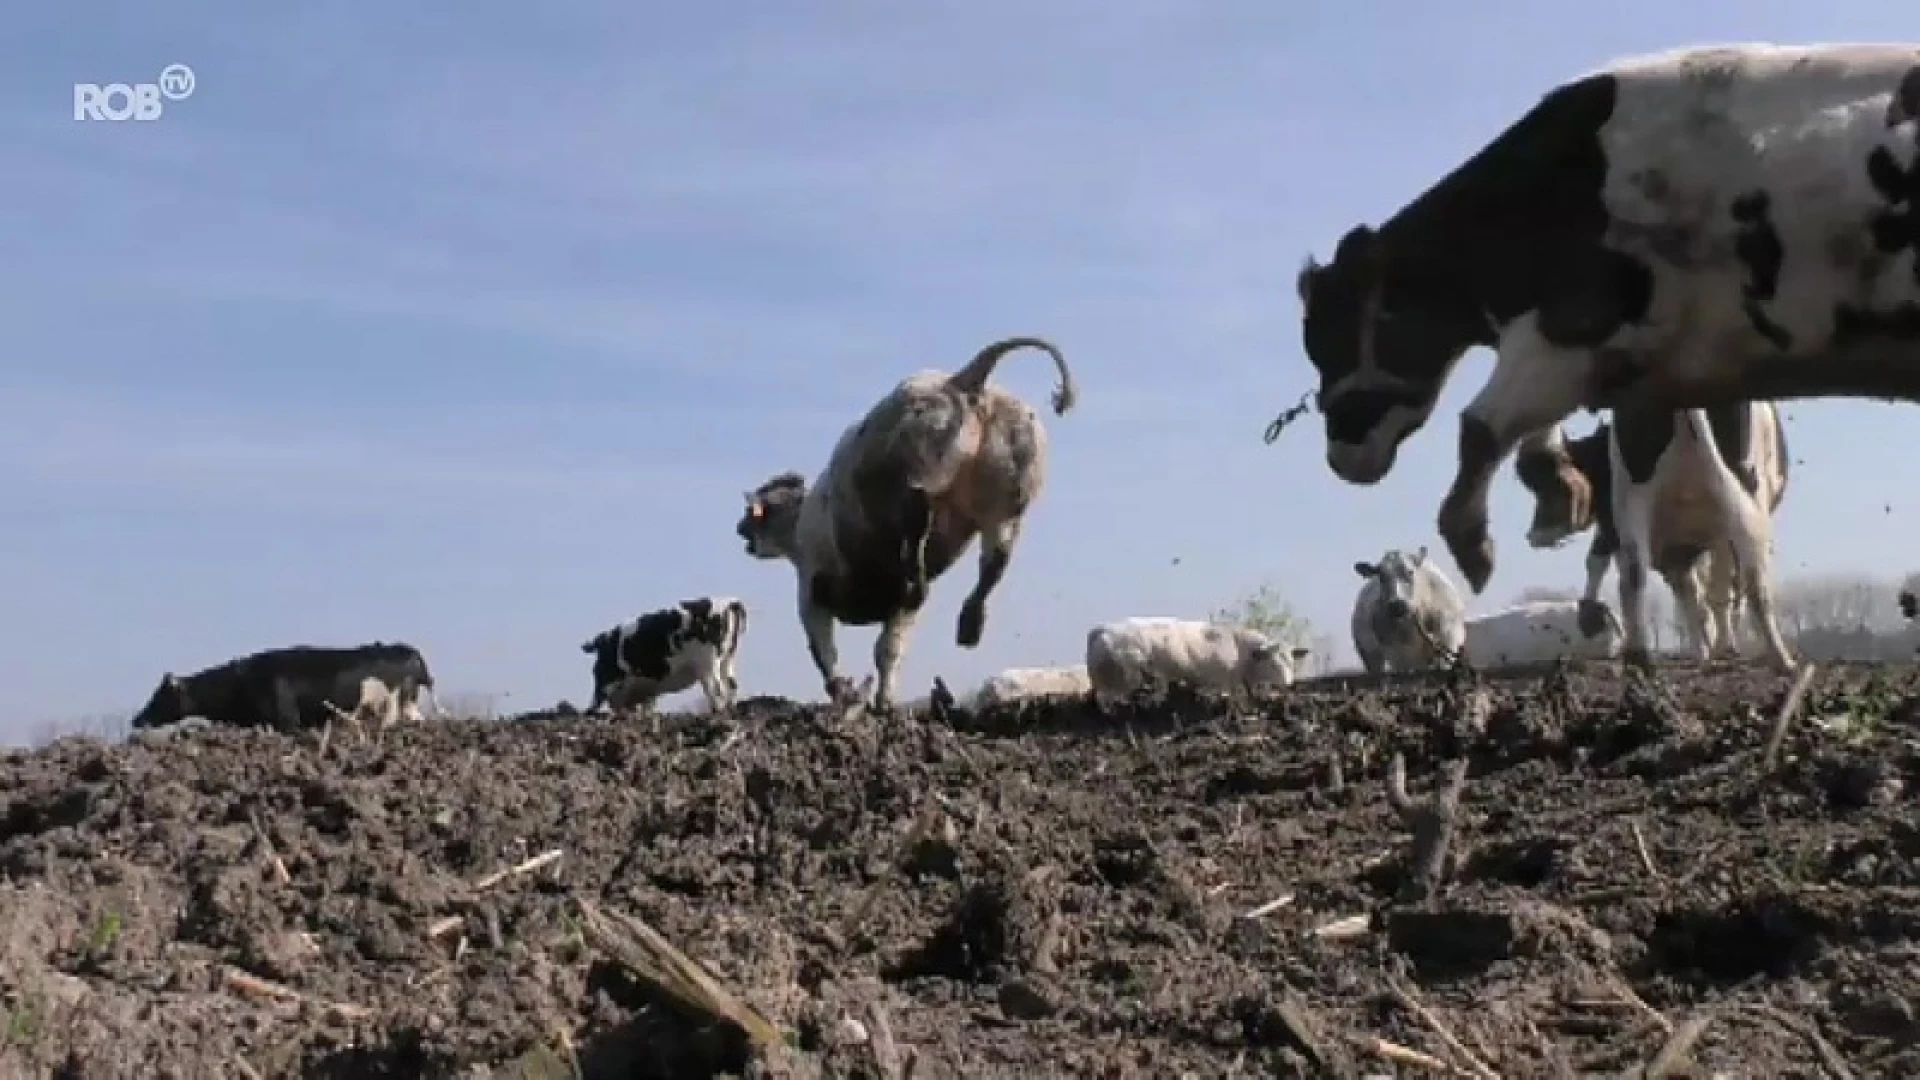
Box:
4;1;1917;738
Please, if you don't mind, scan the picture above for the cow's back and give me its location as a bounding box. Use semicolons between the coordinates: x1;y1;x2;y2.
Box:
1088;618;1239;691
1592;44;1920;354
1465;603;1586;665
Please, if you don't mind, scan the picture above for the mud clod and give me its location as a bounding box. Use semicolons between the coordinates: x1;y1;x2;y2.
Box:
6;665;1920;1075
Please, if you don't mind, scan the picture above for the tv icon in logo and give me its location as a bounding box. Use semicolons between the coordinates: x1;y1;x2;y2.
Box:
74;64;196;122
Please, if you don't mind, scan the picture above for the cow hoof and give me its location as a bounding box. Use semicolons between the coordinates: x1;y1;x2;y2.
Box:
1450;535;1494;595
1438;513;1494;594
826;676;862;707
957;600;986;648
1576;600;1610;638
1622;646;1654;671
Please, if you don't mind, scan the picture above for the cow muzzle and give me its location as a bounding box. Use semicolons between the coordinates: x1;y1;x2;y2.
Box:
1327;441;1395;486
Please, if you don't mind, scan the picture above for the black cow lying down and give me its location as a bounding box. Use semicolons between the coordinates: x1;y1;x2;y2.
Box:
131;642;438;742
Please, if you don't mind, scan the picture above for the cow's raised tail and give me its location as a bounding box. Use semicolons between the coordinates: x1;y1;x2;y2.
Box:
948;336;1076;416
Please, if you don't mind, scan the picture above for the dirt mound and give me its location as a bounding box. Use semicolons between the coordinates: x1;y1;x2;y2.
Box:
6;663;1920;1077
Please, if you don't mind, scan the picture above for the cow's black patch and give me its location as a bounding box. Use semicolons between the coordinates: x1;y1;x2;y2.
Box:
1888;63;1920;128
1301;72;1621;445
1536;247;1656;348
1865;147;1920;266
1611;403;1755;491
1833;303;1920;343
820;523;973;626
1323;386;1429;445
1610;407;1674;487
617;609;684;682
1730;190;1792;350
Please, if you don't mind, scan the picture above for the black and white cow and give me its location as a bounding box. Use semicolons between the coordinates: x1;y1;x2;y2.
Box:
1514;402;1794;670
580;596;747;715
1292;43;1920;595
131;642;438;738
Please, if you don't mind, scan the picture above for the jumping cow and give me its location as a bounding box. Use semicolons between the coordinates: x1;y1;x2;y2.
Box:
1351;548;1468;674
737;336;1076;711
970;665;1093;707
581;597;747;715
1085;617;1302;703
1513;402;1794;669
1292;43;1920;595
131;642;438;739
1462;598;1624;668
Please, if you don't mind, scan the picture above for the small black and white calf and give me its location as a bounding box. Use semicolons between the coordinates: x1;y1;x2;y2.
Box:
131;641;438;737
580;596;747;714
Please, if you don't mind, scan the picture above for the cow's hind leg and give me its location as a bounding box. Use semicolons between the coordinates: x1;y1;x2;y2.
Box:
1686;413;1795;672
1662;565;1714;664
1704;549;1743;661
1612;455;1658;671
958;517;1021;648
1727;518;1795;672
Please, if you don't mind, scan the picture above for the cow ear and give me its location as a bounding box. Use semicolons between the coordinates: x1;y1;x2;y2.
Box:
1352;561;1375;579
1334;224;1378;264
1296;257;1319;305
1413;546;1428;565
162;672;179;690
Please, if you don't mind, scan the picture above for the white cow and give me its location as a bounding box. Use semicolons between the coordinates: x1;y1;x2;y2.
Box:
1515;402;1794;669
1351;547;1468;674
970;665;1092;707
1463;599;1624;668
1085;617;1300;702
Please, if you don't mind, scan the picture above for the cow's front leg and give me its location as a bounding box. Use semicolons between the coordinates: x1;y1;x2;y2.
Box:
1577;535;1616;637
873;607;923;712
802;576;858;706
1704;549;1743;660
1439;317;1592;593
1611;455;1658;671
958;518;1020;648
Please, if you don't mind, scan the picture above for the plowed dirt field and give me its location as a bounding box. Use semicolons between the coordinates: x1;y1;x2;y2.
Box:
5;662;1919;1078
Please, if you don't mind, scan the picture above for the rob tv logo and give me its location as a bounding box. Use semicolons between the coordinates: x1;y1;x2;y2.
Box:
73;64;196;122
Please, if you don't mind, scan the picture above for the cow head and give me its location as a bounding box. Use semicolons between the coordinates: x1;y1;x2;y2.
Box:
1242;639;1297;691
131;672;190;730
1354;547;1428;621
1513;422;1610;549
1297;226;1491;485
738;471;807;561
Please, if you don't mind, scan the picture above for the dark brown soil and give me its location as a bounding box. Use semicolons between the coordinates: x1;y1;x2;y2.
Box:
7;661;1920;1079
